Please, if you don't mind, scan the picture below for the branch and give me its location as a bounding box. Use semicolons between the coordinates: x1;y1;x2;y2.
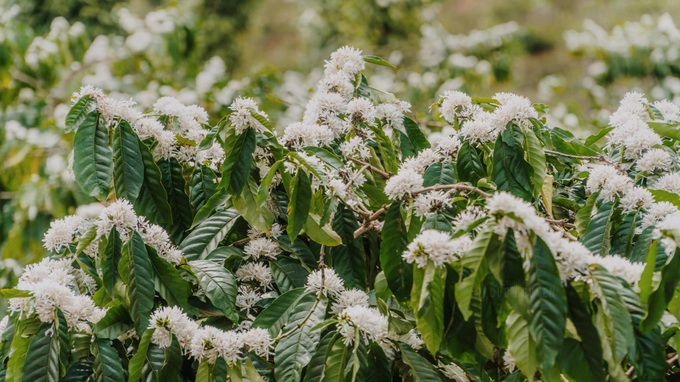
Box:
544;149;625;171
347;157;391;179
411;183;492;198
353;204;390;238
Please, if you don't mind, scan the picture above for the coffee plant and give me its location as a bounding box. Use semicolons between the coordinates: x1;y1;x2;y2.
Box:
2;46;680;381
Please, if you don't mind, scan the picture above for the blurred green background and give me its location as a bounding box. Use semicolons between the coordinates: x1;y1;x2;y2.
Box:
1;0;680;295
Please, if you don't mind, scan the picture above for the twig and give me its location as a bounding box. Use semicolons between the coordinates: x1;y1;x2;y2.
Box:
668;353;678;366
347;157;391;179
230;237;251;247
545;218;576;229
544;149;625;171
411;183;492;198
353;204;390;238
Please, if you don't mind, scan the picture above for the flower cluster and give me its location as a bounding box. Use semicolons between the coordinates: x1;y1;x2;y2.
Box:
8;259;106;332
147;306;272;364
606;92;662;159
43;199;183;264
402;230;472;268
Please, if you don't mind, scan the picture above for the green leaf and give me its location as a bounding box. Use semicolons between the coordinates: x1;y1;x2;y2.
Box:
22;319;67;382
159;158;193;241
5;317;41;382
649;189;680;209
128;328;155;382
329;204;367;289
321;335;349;382
287;170;312;241
127;232;155;335
220;127;256;195
149;250;196;315
422;162;456;187
257;160;283;207
398;343;443;382
133;137;173;227
379;203;412;304
101;228;122;297
631;226;655;263
523;129;546;197
66;95;97;132
180;209;240;261
303;333;336;382
253;289;315;336
190;260;239;322
93;304;133;340
455;229;498;320
589;265;635;363
92;339;125;382
73;112;112;200
190;165;218;214
412;264;445;354
402;117;431;155
528;237;566;374
565;285;604;381
582;202;614;256
492;125;533;201
113;120;145;202
233;178;275;233
505;311;538;380
574;193;598;237
271;257;309;293
303;213;342;247
274;297;327;381
363;55;396;69
641;249;680;332
456;142;486;185
610;212;637;258
649;121;680;141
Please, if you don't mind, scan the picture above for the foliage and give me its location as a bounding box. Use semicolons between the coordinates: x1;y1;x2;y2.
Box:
2;45;680;381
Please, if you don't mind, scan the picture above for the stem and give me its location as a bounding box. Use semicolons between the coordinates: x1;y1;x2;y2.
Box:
347;157;391;179
411;183;492;198
544;149;625;171
353;204;390;238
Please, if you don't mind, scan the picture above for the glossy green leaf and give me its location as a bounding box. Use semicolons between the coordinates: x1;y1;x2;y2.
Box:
92;339;125;382
113;120;144;202
66;95;98;132
492;125;533;201
456;141;486;185
73;112;112;200
190;260;239;322
253;288;315;336
287;170;312;241
180;209;240;261
379;203;412;304
398;343;443;382
133;137;173;227
582;202;613;256
221;127;256;195
128;328;155;382
528;237;566;374
455;229;498;320
127;232;155;335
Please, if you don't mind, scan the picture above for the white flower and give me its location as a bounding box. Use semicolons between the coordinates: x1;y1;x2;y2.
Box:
243;237;281;260
653;173;680;194
0;317;9;335
43;215;85;251
637;148;672;172
229;97;269;135
620;187;654;212
459;111;499;143
653;100;680;121
384;169;423;200
376;101;411;133
340;136;371;160
338;306;388;347
96;199;138;241
403;230;472;268
190;326;229;364
236;285;262;312
585;165;632;202
305;268;345;297
331;289;369;315
281;121;335;150
439;90;474;123
236;263;273;289
213;330;243;364
440;362;470;381
589;254;645;285
434;134;462;159
609;92;649;128
503;351;516;372
491;92;538;129
324;46;365;79
642;202;680;228
394;329;424;350
452;206;487;232
149;306;198;351
241;328;272;357
347;97;377;124
413;191;451;217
